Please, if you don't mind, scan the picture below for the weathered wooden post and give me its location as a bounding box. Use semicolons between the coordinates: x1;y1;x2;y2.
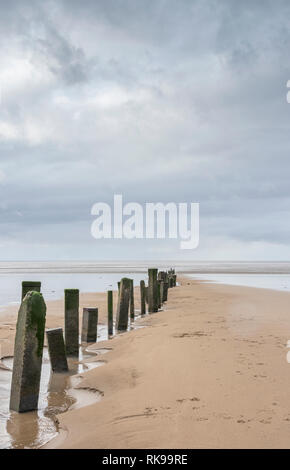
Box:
163;281;168;302
107;290;113;336
116;281;121;323
148;268;158;313
145;286;148;304
64;289;79;356
140;280;146;315
10;292;46;412
157;281;162;309
130;279;135;320
173;274;177;287
160;281;164;308
46;328;68;373
162;273;169;302
81;308;98;343
115;277;131;331
21;281;41;301
167;269;176;288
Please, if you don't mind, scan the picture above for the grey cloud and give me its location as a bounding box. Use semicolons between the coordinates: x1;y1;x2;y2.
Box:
0;0;290;260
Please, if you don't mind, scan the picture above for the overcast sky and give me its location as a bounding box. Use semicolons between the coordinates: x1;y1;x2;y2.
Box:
0;0;290;261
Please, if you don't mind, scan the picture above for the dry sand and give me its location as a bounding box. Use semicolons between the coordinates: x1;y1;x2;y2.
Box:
2;277;290;448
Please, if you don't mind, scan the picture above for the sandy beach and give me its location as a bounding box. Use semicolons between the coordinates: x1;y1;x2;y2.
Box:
2;277;290;448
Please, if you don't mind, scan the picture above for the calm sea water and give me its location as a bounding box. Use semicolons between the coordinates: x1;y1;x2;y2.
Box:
0;261;290;308
0;269;147;309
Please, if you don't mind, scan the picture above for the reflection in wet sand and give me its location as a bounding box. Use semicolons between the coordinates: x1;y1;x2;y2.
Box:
0;318;145;448
1;327;109;449
6;410;57;450
45;372;75;416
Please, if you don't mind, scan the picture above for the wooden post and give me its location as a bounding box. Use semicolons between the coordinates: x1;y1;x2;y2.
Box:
81;308;98;343
115;278;131;331
160;281;164;308
148;268;158;313
46;328;68;373
107;290;113;336
129;279;135;320
21;281;41;301
140;280;146;315
10;292;46;412
163;272;169;302
157;281;162;309
64;289;79;356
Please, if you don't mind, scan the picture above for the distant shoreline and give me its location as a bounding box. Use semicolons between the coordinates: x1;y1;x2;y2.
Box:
1;260;290;274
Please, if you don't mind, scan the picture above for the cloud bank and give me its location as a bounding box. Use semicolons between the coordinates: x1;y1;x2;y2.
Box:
0;0;290;260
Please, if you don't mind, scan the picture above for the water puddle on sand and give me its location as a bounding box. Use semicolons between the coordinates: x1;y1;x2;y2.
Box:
0;316;145;449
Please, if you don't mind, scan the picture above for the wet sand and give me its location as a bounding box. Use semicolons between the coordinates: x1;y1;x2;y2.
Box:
0;289;121;448
46;279;290;449
2;278;290;448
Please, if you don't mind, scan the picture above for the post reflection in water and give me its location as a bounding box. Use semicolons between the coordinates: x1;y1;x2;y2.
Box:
2;321;142;448
3;343;103;448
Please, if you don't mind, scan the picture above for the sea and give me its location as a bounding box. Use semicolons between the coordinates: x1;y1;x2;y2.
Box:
0;261;290;308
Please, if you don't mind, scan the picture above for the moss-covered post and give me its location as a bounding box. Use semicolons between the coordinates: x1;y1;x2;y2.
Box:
21;281;41;301
107;290;113;336
10;292;46;412
140;280;146;315
81;308;98;343
129;279;135;321
148;268;158;313
115;277;130;331
163;280;169;302
64;289;79;356
46;328;68;373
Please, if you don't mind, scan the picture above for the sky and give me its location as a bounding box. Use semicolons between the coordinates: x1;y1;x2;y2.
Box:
0;0;290;261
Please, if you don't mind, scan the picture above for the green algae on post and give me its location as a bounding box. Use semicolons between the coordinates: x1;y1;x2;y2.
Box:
10;291;46;413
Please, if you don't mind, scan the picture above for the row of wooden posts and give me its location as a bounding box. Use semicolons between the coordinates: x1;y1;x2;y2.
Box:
9;269;177;413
